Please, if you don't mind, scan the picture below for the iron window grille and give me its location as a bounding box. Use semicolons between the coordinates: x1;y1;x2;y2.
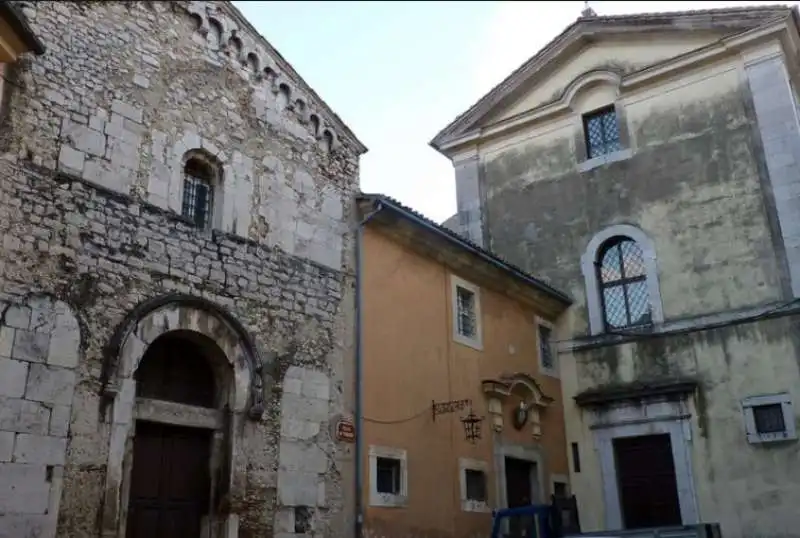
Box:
182;158;215;229
465;469;487;502
753;404;786;435
583;106;622;159
456;286;477;338
538;325;554;370
596;237;652;330
375;457;401;495
742;393;796;444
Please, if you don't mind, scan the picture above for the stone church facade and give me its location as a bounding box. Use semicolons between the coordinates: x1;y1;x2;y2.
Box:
0;2;366;538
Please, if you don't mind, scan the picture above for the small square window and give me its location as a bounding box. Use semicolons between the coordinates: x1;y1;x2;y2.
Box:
369;446;407;507
583;106;622;159
456;286;477;338
742;393;797;445
753;403;786;434
538;324;555;374
465;469;487;502
376;457;402;494
459;459;490;512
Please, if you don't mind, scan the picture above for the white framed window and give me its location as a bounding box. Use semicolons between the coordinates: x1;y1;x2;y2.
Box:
369;445;407;507
459;458;490;512
742;393;797;444
536;318;557;377
451;275;482;350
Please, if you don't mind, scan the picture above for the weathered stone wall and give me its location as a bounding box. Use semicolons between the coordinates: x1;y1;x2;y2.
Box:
450;48;800;538
0;296;80;538
0;1;362;537
568;314;800;538
481;80;785;331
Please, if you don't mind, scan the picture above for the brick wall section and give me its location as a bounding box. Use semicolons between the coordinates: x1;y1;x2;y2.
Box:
0;1;363;537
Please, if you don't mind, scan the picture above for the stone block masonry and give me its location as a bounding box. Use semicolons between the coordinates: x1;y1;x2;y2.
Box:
0;296;78;538
0;157;353;537
0;1;366;537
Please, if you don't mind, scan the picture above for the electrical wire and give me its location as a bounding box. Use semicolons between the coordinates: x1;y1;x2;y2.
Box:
363;407;431;425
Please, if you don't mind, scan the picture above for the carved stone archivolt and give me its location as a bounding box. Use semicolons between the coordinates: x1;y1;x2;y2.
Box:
102;293;270;420
481;373;554;439
98;293;275;537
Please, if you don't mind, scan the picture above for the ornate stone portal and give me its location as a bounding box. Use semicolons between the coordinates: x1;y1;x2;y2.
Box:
99;294;268;538
481;373;553;439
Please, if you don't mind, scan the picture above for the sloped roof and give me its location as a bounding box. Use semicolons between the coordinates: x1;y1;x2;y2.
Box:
358;193;572;306
430;4;796;152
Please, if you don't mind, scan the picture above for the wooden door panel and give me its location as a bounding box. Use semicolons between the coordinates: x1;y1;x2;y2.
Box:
613;434;682;529
126;421;211;538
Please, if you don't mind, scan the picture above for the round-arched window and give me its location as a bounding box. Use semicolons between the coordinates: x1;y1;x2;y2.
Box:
182;156;216;229
597;237;652;329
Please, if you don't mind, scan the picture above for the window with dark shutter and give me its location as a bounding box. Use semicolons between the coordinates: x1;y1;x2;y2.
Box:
375;457;401;494
465;469;487;502
753;404;786;434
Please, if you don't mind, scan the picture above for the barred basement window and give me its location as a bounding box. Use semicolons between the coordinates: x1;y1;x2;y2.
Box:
753;404;785;434
742;393;797;444
456;286;477;339
597;236;652;330
583;106;621;159
182;157;215;229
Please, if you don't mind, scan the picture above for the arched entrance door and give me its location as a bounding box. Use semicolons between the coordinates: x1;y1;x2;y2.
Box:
125;330;223;538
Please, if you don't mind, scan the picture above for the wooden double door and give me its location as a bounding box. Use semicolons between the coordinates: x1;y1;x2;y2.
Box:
125;421;212;538
613;433;682;529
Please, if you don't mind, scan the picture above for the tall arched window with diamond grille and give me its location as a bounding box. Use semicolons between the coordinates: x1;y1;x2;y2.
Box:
596;237;652;330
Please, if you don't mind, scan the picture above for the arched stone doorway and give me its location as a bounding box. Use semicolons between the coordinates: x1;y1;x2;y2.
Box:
100;294;270;538
125;330;223;537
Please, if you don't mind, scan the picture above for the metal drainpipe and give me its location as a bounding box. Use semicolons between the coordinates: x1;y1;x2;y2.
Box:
354;200;382;538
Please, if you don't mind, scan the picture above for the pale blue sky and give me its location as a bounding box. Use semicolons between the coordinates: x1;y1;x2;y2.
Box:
234;0;794;223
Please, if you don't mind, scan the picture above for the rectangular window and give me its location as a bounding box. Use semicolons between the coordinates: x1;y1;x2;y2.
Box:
451;275;482;349
456;286;476;338
465;469;487;502
376;457;402;494
182;175;213;228
583;106;621;159
460;458;490;512
753;403;786;434
571;442;581;473
742;393;797;444
538;324;555;372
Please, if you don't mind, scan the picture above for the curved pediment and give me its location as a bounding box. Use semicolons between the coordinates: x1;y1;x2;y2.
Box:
482;372;553;407
431;5;794;154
